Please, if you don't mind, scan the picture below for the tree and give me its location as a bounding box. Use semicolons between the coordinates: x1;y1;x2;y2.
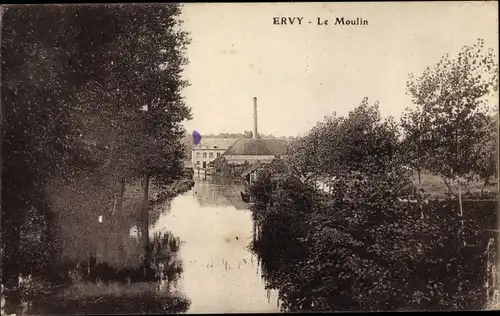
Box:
286;131;322;182
400;107;434;187
287;98;400;188
78;4;192;277
405;38;498;212
317;99;400;178
1;4;192;311
471;115;498;196
1;6;94;313
250;101;490;312
243;130;253;139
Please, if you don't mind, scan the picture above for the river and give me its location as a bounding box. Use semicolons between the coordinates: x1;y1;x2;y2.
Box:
152;175;280;313
2;173;497;314
1;175;280;315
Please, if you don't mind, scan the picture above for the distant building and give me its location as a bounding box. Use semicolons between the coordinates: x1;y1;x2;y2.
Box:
241;162;277;184
241;162;264;184
222;138;288;165
206;97;291;178
222;96;288;164
192;138;238;170
240;156;290;185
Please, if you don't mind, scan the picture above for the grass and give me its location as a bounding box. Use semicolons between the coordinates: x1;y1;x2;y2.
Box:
313;170;497;200
415;171;498;199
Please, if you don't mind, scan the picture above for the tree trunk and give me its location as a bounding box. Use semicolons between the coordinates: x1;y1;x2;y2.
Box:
89;253;97;282
141;173;152;280
457;181;465;246
143;174;150;211
102;120;116;169
44;208;61;283
481;178;490;198
110;194;117;217
416;163;423;220
416;144;422;187
2;214;22;315
458;183;463;217
117;177;126;214
443;178;457;199
455;132;465;245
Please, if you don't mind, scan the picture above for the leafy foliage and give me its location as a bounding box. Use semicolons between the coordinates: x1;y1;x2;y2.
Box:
1;4;192;314
287;98;401;182
403;38;498;193
250;83;497;311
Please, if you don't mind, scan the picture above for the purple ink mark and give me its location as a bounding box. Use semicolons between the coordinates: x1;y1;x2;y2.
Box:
193;130;202;145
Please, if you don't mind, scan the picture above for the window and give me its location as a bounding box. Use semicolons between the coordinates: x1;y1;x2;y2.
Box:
203;152;207;158
217;152;221;158
196;161;200;165
196;152;201;158
209;152;214;159
202;161;207;168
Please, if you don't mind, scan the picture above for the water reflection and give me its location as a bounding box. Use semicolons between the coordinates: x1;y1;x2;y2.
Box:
192;175;248;210
153;176;280;313
16;176;191;315
5;175;280;314
24;230;190;315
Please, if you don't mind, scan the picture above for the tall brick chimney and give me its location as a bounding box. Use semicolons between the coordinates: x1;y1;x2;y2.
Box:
253;97;258;139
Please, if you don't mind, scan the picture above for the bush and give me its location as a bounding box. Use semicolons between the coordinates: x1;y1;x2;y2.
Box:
250;166;494;311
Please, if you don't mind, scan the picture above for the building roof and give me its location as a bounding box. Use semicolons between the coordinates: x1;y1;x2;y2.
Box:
192;138;238;150
223;139;288;156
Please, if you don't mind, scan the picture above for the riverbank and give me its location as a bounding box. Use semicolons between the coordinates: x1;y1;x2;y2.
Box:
149;178;195;225
151;178;195;206
25;281;190;315
249;171;497;312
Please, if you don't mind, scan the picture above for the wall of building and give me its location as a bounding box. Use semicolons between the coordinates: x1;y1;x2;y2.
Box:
249;170;258;183
192;148;227;169
223;155;276;165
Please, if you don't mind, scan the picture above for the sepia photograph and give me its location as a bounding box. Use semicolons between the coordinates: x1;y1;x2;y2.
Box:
1;1;499;314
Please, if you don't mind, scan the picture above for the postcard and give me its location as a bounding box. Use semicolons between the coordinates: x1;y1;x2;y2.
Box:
1;2;498;314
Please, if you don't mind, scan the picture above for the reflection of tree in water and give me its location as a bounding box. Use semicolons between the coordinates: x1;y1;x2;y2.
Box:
194;181;230;207
149;232;183;288
13;173;191;314
194;179;248;209
26;231;190;315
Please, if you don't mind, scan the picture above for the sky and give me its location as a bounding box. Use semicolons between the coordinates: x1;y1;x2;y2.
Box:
179;2;498;137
